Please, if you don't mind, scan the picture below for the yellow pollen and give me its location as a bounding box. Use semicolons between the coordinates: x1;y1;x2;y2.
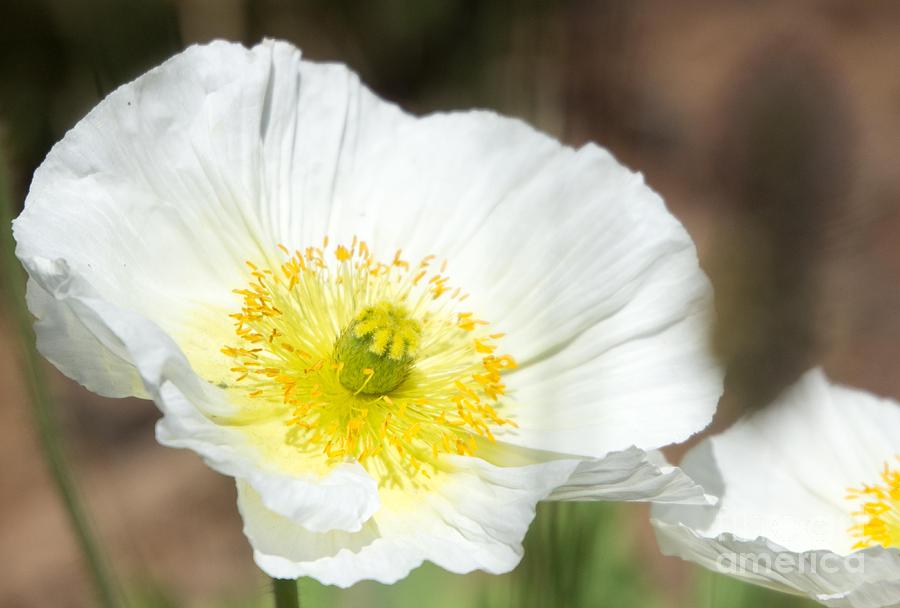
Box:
221;239;518;487
847;456;900;549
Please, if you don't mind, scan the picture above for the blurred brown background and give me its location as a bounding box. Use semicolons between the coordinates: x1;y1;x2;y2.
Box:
1;1;898;606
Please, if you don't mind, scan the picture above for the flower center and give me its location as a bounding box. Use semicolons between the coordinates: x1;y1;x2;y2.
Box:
221;238;517;486
847;457;900;549
334;302;421;395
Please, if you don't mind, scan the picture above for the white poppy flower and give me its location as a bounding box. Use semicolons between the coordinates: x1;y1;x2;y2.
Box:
14;39;722;586
652;369;900;607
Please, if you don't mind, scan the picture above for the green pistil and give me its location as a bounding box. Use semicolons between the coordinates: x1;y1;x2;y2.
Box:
334;302;422;395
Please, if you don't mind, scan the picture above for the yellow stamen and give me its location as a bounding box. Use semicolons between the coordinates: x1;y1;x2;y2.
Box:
221;239;517;487
847;456;900;549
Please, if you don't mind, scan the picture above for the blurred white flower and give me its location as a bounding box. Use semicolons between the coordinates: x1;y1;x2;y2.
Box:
14;40;722;585
653;369;900;608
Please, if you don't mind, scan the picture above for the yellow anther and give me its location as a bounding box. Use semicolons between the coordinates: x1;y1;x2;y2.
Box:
848;458;900;549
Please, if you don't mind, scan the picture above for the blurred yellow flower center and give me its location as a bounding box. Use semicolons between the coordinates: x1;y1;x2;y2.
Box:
847;458;900;549
221;238;517;486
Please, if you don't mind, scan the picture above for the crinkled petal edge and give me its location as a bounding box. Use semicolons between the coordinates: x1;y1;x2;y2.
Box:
652;519;900;608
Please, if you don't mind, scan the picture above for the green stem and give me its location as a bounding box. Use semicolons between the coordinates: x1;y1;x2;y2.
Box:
0;156;120;606
272;578;300;608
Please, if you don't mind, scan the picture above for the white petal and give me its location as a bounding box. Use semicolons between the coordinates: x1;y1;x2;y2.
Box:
652;369;900;606
547;447;714;505
653;521;900;608
15;41;277;325
725;368;900;516
239;456;579;586
503;288;719;458
236;480;380;569
480;142;722;458
25;277;146;398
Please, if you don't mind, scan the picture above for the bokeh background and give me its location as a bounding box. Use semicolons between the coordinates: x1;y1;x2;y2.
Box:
1;1;898;606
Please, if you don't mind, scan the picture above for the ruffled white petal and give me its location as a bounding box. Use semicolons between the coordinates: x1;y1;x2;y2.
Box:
653;522;900;608
238;456;579;586
15;41;277;320
241;445;711;586
237;480;381;569
547;448;714;505
25;277;147;398
482;143;722;457
652;369;900;607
